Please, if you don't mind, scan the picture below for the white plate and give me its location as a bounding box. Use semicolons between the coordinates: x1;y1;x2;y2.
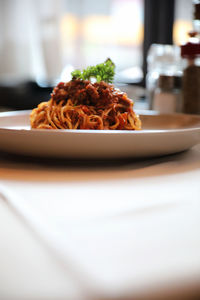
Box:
0;110;200;159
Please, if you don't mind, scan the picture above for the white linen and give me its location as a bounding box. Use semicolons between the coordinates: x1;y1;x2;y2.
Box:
0;145;200;299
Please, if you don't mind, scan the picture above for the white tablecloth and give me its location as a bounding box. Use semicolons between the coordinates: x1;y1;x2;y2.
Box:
0;145;200;300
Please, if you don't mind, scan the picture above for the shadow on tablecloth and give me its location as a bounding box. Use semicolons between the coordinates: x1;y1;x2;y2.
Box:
0;144;199;182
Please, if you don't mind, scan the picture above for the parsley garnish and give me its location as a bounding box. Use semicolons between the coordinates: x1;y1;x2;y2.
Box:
71;58;115;83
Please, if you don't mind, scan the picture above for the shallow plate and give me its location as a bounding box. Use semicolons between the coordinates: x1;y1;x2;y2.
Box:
0;110;200;159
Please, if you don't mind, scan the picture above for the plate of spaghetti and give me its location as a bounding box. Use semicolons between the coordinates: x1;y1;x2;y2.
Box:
0;59;200;159
30;59;141;131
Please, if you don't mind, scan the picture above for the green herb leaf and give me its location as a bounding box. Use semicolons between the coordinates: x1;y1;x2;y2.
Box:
71;58;115;83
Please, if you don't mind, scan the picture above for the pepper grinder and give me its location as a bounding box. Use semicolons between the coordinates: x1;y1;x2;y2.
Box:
181;31;200;114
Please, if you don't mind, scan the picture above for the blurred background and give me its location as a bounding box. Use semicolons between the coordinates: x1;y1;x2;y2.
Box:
0;0;195;110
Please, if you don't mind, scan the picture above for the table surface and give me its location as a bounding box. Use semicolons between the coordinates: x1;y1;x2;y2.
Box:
0;144;200;300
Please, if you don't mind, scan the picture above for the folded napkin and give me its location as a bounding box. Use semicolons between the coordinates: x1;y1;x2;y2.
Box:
0;145;200;299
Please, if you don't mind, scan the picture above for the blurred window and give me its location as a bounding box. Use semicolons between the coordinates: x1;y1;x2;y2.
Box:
0;0;144;83
2;0;191;86
173;0;193;45
60;0;144;72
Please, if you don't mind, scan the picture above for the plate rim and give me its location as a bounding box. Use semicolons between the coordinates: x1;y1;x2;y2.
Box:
0;110;200;135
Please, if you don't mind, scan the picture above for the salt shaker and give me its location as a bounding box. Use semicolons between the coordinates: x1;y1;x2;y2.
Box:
146;44;182;110
152;75;182;113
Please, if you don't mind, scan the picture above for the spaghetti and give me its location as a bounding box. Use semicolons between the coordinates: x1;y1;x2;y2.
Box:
30;79;141;130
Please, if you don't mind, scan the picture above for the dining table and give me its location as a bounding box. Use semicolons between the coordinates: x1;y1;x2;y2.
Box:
0;129;200;299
